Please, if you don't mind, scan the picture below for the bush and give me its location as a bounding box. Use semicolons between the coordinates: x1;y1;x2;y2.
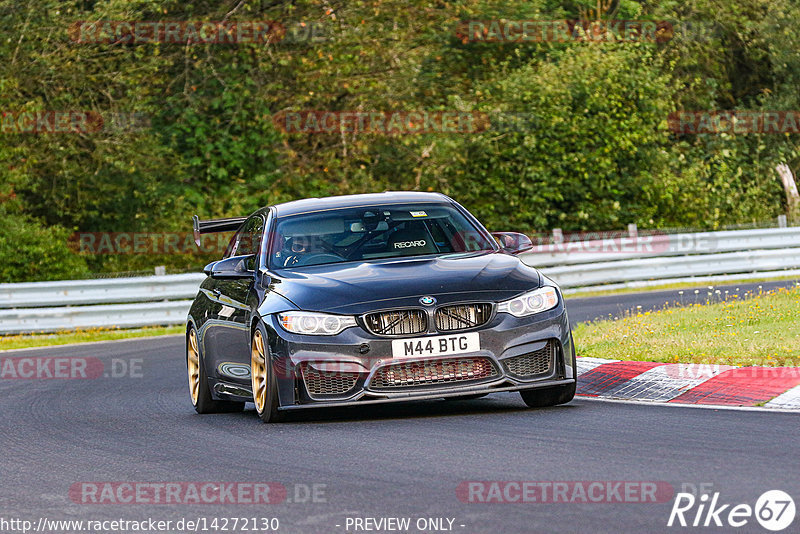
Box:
0;214;88;282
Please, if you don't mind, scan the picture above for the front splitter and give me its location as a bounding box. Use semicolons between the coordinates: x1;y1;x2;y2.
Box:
277;378;575;410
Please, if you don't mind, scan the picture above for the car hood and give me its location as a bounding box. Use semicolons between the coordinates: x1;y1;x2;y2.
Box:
269;252;542;314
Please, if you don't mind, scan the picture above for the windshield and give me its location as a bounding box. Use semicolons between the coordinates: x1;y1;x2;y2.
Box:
269;203;495;269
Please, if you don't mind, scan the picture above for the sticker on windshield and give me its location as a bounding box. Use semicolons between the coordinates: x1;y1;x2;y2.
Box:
410;211;428;217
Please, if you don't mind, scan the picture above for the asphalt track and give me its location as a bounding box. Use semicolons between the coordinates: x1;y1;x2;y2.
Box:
1;282;799;534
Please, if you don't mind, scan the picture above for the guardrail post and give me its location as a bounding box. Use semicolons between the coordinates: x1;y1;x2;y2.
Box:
552;228;563;244
627;223;638;239
778;215;788;228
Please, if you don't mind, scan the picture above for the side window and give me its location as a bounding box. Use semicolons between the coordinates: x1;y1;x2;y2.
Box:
223;231;240;259
223;215;264;258
236;215;265;256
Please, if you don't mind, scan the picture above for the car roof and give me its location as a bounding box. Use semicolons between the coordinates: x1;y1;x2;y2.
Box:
271;191;452;217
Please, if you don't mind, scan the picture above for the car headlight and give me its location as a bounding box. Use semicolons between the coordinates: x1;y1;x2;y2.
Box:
278;311;357;335
497;286;559;317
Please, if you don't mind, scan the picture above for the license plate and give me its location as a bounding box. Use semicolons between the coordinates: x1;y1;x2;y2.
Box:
391;332;480;359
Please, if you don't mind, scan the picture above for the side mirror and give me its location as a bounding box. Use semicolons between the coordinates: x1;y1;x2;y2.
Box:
203;255;256;279
491;232;534;255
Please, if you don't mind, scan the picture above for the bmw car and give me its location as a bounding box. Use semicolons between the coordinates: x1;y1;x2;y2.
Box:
186;192;576;422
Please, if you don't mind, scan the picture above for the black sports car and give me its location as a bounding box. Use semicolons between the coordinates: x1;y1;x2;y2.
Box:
186;192;576;422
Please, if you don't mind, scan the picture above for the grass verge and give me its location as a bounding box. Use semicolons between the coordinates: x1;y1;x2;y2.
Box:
0;326;184;351
573;286;800;367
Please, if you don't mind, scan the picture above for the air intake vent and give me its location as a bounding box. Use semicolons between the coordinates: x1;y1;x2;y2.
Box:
369;356;498;390
300;364;359;398
365;309;427;336
435;303;492;332
503;341;555;378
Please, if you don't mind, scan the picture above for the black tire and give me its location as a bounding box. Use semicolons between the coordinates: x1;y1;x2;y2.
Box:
520;382;576;407
250;322;285;423
187;326;245;414
520;333;577;407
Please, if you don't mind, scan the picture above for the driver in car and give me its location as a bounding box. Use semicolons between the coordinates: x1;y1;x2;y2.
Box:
281;236;313;267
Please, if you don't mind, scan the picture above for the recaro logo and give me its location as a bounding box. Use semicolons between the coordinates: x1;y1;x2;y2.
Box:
394;240;426;249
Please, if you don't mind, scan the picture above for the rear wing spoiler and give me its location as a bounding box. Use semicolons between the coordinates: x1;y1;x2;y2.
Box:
192;215;247;246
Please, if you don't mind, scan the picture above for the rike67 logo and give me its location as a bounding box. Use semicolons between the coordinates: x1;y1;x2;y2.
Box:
668;490;795;531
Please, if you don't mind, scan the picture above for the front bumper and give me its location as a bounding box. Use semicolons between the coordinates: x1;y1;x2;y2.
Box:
277;379;576;411
263;302;575;410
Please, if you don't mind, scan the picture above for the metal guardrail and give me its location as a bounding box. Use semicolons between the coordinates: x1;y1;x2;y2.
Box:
0;273;205;308
0;301;194;334
521;227;800;267
1;226;799;334
533;247;800;288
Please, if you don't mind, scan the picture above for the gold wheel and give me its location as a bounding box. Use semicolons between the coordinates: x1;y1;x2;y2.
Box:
251;329;268;414
187;329;200;405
